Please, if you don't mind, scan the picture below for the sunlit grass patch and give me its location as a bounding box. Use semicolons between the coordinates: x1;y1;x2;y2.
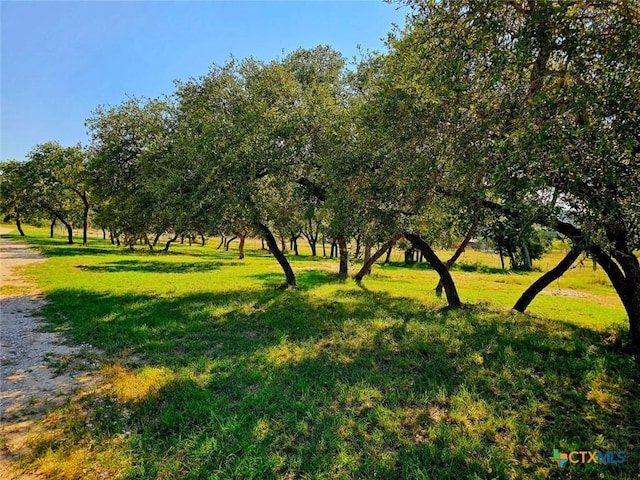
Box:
107;364;174;402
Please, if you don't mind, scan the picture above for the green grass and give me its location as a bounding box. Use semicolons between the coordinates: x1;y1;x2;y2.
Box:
2;225;639;479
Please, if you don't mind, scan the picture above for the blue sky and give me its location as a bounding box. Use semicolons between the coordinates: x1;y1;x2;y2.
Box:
1;1;408;162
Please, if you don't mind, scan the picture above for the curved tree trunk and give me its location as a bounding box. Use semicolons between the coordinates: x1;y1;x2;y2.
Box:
593;247;640;352
50;217;56;238
404;231;461;308
435;220;478;296
55;215;73;244
225;235;237;251
15;208;25;236
338;238;349;279
163;233;179;252
354;234;401;281
384;246;393;264
513;247;582;313
259;223;296;287
232;230;247;259
217;236;226;249
555;219;640;352
303;232;317;256
152;233;161;247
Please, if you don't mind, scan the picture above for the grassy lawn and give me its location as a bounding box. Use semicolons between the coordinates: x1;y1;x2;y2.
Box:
2;225;639;479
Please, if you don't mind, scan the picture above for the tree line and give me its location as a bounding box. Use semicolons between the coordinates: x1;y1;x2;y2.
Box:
1;1;639;351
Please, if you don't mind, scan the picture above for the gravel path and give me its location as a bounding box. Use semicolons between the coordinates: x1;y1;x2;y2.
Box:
0;229;101;478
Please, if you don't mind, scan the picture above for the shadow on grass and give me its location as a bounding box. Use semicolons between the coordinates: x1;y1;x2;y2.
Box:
13;234;236;260
34;278;640;479
250;269;348;289
75;260;234;274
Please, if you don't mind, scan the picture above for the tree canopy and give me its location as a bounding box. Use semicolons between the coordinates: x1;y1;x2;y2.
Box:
2;4;639;350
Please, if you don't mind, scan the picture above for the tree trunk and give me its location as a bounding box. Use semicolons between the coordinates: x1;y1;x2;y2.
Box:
50;218;56;238
322;237;326;257
555;219;640;352
217;236;226;249
102;227;106;240
81;192;89;245
225;235;237;251
594;248;640;352
302;219;319;256
163;233;179;252
303;231;317;256
261;238;266;250
56;215;73;244
15;208;25;236
65;222;73;244
384;246;392;264
521;242;532;270
232;231;246;259
405;248;415;264
258;223;296;287
115;233;120;246
338;238;348;279
626;284;640;353
513;247;582;313
330;240;336;259
354;235;362;259
404;231;462;308
200;233;206;246
238;234;246;258
363;241;372;275
152;233;161;247
435;221;478;296
354;234;401;281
